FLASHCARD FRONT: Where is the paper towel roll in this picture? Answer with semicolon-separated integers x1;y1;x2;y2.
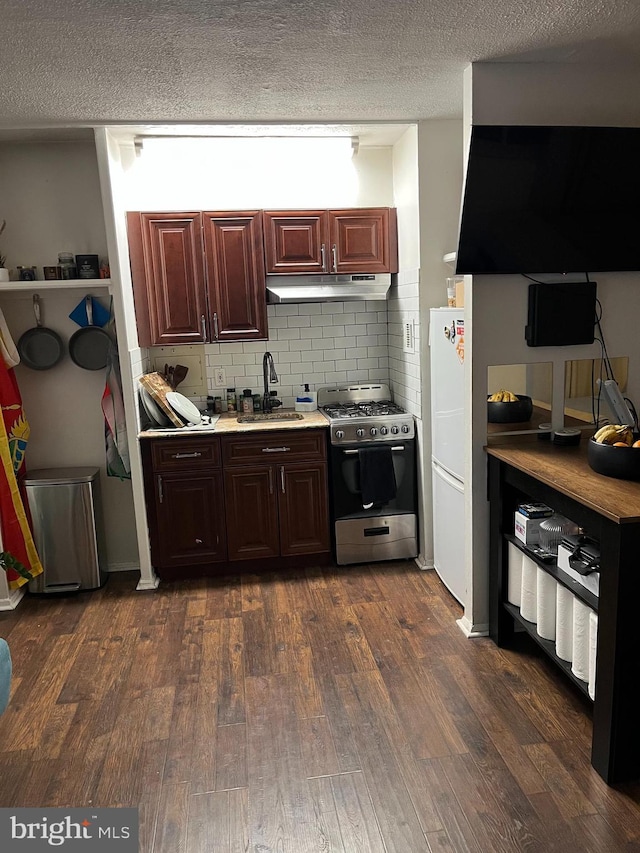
571;598;591;681
555;585;574;662
507;542;523;607
536;568;557;640
588;610;598;700
520;555;538;623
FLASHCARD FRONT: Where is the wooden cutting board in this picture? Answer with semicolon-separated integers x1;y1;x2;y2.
139;372;185;427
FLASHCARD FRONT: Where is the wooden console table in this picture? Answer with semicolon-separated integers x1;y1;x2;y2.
487;439;640;784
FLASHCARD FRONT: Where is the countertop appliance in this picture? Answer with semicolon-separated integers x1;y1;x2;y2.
266;273;391;304
318;383;417;565
430;308;466;606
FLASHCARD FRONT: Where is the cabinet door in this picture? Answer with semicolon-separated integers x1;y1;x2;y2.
203;211;267;342
224;466;279;560
263;211;328;274
154;470;227;568
329;208;398;274
278;462;330;556
127;212;207;346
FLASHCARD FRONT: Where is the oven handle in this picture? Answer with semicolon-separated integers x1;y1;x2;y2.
342;446;405;455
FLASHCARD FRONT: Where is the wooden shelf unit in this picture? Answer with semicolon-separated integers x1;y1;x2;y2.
487;439;640;784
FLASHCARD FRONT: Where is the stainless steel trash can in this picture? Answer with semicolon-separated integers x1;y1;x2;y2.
25;467;107;593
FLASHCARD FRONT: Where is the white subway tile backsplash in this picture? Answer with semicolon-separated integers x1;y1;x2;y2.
275;328;302;340
287;315;312;328
299;303;323;315
345;347;368;359
322;326;346;339
300;327;324;339
211;295;415;410
356;335;379;347
325;349;346;362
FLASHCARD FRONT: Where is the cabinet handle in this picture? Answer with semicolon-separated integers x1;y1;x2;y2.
171;451;202;459
332;244;337;272
269;467;274;495
213;312;219;339
157;475;163;504
195;538;203;545
201;314;207;340
261;446;291;453
320;243;326;272
280;465;285;493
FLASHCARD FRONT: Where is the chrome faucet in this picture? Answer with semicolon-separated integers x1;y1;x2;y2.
262;351;279;412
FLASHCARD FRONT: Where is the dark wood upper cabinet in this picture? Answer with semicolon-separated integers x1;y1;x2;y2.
330;208;397;274
127;210;267;346
264;207;398;275
263;211;327;274
202;211;267;342
127;211;207;347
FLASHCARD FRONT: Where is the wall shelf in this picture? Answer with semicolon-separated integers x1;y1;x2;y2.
0;278;112;293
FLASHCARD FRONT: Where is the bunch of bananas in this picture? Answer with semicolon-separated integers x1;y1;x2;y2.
488;389;518;402
593;424;634;445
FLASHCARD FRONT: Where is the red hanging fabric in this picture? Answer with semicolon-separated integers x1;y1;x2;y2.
0;355;43;589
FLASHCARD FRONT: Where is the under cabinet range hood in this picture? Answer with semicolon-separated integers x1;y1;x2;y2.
266;273;392;304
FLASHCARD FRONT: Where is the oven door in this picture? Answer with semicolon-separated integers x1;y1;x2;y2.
329;439;416;520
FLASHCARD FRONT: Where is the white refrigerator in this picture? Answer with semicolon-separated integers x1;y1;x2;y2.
429;307;466;606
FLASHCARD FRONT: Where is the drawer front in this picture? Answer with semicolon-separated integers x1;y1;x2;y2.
222;429;327;466
150;437;221;471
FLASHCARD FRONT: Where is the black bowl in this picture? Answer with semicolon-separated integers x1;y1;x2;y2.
487;394;533;424
587;435;640;480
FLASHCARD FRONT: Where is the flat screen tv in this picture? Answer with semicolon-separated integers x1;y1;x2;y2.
456;125;640;275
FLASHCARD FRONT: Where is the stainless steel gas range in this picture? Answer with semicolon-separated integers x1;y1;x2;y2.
318;384;418;565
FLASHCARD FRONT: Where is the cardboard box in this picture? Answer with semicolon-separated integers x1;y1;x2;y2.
514;511;546;546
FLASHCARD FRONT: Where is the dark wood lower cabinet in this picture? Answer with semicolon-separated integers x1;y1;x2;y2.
154;470;227;568
224;467;280;560
279;462;330;556
224;460;330;561
141;429;331;578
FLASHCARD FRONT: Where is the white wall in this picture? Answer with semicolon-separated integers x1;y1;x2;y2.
415;121;464;570
464;62;640;635
0;140;139;579
122;137;394;210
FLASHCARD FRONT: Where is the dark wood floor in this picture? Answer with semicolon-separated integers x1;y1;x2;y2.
1;562;639;852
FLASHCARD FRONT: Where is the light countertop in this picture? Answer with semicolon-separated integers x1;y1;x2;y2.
139;409;329;439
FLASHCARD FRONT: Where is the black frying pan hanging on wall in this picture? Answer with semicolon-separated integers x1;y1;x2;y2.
68;295;111;370
17;294;64;370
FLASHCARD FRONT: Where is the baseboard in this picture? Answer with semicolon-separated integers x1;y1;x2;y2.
136;574;160;591
0;585;26;612
107;562;141;573
457;615;489;638
414;555;434;570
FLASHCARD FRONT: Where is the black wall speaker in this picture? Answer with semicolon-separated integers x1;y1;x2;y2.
525;281;597;347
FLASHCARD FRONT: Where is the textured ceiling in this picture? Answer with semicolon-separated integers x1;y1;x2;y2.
3;0;640;129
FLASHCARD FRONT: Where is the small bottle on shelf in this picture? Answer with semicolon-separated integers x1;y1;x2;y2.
242;389;253;413
226;388;237;412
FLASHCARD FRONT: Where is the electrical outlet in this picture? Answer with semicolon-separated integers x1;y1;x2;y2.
214;368;226;387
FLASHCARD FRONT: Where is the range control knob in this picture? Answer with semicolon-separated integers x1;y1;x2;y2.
380;426;388;435
370;427;378;436
391;425;400;435
356;428;365;438
401;424;410;434
335;429;344;439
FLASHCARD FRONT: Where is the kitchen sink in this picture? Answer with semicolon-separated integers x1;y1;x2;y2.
236;412;305;423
